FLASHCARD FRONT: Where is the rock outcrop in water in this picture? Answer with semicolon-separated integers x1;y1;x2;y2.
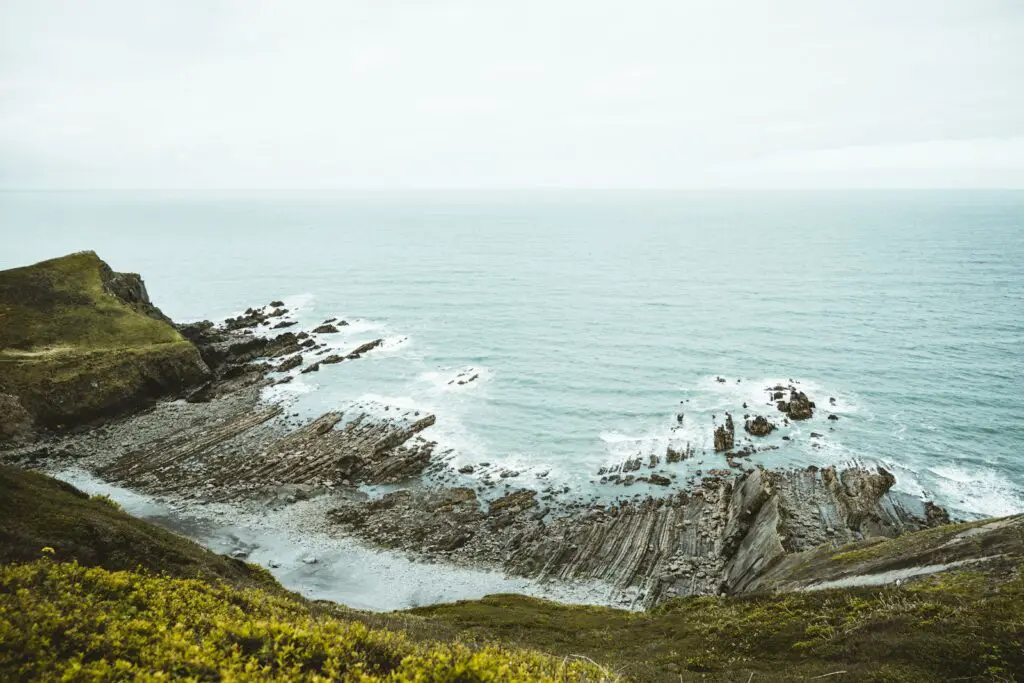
774;386;815;420
744;415;775;436
713;413;735;452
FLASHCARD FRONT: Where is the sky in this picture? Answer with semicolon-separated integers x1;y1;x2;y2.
1;0;1023;189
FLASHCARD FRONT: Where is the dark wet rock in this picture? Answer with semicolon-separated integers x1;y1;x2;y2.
714;414;735;452
312;324;339;334
924;501;951;526
744;415;775;437
320;355;345;365
666;443;692;463
649;474;671;486
458;465;475;474
277;354;303;372
490;489;538;515
346;338;384;359
300;362;321;374
272;320;297;329
715;376;726;383
810;432;823;439
102;405;439;496
828;414;839;421
269;300;285;308
777;388;815;421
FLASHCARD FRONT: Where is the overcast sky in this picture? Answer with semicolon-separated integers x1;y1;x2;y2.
1;0;1023;189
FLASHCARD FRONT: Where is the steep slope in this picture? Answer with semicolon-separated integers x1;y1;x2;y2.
0;251;209;437
0;464;272;588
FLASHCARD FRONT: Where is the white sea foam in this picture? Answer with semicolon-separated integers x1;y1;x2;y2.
418;366;491;393
261;376;317;403
927;465;1024;518
49;467;637;611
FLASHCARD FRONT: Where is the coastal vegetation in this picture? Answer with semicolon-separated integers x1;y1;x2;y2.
0;251;207;433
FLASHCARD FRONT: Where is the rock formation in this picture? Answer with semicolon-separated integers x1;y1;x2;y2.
713;414;735;452
775;387;814;420
744;415;775;436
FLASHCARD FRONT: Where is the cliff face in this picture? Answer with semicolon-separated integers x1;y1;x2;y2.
0;251;210;438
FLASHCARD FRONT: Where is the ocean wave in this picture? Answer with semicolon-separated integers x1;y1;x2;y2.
926;465;1024;518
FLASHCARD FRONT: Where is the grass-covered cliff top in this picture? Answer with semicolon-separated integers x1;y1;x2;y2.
0;252;208;430
2;466;1023;681
0;251;181;352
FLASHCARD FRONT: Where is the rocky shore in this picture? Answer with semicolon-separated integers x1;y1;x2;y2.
0;252;962;610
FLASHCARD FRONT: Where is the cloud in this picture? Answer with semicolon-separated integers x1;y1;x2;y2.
1;0;1022;188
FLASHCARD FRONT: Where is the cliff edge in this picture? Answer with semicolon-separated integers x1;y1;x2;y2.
0;251;209;441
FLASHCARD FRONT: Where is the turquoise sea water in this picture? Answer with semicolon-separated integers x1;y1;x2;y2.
2;190;1022;518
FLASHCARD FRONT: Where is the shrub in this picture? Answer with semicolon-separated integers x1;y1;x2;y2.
0;560;612;681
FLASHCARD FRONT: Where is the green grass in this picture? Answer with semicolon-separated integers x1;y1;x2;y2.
414;570;1024;681
0;251;181;352
0;252;208;428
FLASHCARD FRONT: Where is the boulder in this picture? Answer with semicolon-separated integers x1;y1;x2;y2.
744;415;775;437
312;324;339;334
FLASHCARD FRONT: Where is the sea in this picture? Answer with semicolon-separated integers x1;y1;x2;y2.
2;190;1022;520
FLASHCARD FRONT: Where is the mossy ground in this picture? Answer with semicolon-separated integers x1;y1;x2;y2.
0;465;272;589
0;251;180;351
415;572;1024;681
0;252;207;429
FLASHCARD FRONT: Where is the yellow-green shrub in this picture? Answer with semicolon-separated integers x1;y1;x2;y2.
0;560;611;682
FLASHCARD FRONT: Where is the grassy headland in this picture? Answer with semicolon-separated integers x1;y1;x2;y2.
0;251;208;433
